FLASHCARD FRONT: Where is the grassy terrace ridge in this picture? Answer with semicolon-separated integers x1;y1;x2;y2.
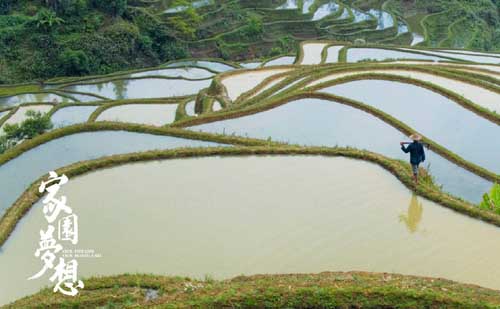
8;271;500;308
2;144;500;251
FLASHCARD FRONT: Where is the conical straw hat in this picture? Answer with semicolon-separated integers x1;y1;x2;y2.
409;133;422;141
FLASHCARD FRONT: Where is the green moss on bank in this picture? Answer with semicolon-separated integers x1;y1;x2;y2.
8;272;500;308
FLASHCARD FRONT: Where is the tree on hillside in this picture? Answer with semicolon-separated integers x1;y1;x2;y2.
33;8;64;31
91;0;127;17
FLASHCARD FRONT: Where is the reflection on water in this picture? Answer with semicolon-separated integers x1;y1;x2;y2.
0;131;221;215
1;156;500;305
302;0;314;13
368;9;394;30
264;56;295;67
63;78;211;100
352;9;372;22
276;0;298;9
189;98;492;202
347;48;443;62
323;80;500;174
312;2;339;21
97;104;178;126
130;67;214;79
164;0;212;13
411;33;425;46
397;21;409;34
240;62;262;69
166;60;235;72
51;106;97;128
0;93;74;107
399;195;423;233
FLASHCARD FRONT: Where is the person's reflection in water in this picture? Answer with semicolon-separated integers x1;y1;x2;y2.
399;194;423;233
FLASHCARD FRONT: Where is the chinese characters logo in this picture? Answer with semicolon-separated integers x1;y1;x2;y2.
28;171;84;296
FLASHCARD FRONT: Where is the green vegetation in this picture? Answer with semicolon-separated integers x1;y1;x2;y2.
480;183;500;214
9;272;500;307
1;0;499;84
0;110;52;154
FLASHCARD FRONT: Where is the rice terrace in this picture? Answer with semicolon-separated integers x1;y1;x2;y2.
0;0;500;307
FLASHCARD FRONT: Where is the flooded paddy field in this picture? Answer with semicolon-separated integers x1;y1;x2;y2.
96;104;178;126
189;98;493;203
51;106;98;128
346;48;444;62
222;69;291;101
0;93;73;107
322;80;500;173
63;78;212;100
1;105;53;130
1;156;500;305
0;131;221;216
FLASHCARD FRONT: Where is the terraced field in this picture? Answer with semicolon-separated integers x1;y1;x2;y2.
123;0;500;61
0;40;499;307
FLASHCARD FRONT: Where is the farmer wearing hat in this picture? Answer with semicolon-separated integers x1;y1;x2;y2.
400;134;426;184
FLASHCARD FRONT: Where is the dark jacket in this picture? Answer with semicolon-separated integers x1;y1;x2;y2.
401;141;425;165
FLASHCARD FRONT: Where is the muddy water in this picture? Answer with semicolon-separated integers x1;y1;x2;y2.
189;98;492;202
0;131;221;215
64;79;211;100
97;104;178;126
2;156;500;305
301;43;328;65
325;46;343;63
347;48;444;62
51;106;97;128
323;80;500;173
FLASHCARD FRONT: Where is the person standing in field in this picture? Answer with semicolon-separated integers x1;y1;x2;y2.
400;134;426;184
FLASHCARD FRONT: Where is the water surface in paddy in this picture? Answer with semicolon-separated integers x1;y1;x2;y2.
368;9;394;30
240;62;262;69
129;67;214;79
63;78;211;100
347;48;443;62
97;104;178;126
51;106;97;128
166;60;235;73
2;156;500;305
302;0;314;13
312;2;339;21
276;0;298;9
352;9;372;22
411;33;424;46
400;48;500;65
164;0;211;13
189;98;492;202
397;21;409;34
0;93;73;107
323;80;500;174
0;131;221;216
264;56;295;67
